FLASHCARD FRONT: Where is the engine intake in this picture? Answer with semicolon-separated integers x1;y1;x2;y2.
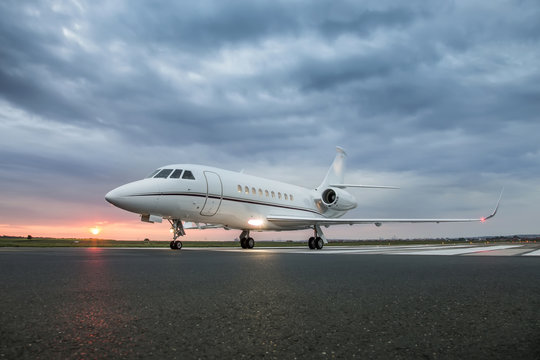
320;188;357;211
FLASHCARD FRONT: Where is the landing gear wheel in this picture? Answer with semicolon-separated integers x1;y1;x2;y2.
169;241;175;249
173;240;182;250
308;237;315;249
315;237;324;250
240;238;247;249
246;237;255;249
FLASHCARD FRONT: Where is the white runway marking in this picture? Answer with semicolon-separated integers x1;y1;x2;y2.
31;244;533;256
393;245;523;256
523;249;540;256
183;244;537;256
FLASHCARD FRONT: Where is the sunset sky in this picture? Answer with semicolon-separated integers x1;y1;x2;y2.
1;0;539;241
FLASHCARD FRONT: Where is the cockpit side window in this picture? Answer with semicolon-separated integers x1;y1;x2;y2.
182;170;195;180
170;169;183;179
146;169;160;178
154;169;173;178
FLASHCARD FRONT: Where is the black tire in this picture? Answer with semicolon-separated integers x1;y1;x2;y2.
240;238;247;249
246;237;255;249
169;241;175;249
315;237;324;250
175;240;182;250
308;237;315;249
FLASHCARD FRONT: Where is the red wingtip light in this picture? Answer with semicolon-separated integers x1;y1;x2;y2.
481;217;486;223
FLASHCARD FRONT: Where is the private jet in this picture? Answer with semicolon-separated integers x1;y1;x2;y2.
105;147;500;250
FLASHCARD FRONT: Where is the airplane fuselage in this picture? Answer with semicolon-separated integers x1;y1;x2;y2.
105;164;350;232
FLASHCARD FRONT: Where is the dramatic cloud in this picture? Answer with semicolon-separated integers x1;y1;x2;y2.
1;0;539;239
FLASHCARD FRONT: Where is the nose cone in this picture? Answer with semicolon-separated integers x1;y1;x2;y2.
105;180;160;215
105;188;119;206
104;183;133;208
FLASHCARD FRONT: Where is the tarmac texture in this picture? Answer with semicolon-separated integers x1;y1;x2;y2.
1;246;539;359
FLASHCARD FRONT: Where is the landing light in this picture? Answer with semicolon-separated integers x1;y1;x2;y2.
248;219;263;226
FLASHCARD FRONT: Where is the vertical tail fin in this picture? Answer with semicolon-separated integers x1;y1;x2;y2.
318;147;346;190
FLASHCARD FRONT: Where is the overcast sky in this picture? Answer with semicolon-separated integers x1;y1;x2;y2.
1;0;539;240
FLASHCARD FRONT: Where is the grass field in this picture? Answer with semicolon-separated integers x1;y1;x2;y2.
0;236;535;248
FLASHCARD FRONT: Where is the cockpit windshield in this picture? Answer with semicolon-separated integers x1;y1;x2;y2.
148;168;196;180
170;169;183;178
154;169;173;178
182;170;195;180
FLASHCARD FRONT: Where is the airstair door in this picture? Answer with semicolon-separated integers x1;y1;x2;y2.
200;171;223;216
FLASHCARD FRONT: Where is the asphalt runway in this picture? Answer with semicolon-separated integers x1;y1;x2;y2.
1;245;539;359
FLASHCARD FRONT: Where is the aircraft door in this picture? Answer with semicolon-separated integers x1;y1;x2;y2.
200;171;223;216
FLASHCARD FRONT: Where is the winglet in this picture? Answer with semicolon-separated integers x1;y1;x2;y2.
483;188;503;221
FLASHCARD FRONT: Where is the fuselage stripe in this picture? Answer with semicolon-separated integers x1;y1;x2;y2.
129;192;322;216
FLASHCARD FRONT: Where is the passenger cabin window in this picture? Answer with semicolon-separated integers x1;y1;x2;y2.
265;190;269;197
146;169;160;178
258;189;263;196
290;194;294;201
237;185;242;193
245;186;249;194
252;187;256;195
182;170;195;180
271;191;275;198
278;192;282;199
170;169;183;178
154;169;173;178
284;194;288;200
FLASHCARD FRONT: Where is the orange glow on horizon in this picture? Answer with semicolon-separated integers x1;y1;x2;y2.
0;221;177;241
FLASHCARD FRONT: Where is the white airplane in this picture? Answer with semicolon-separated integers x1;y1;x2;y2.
105;147;500;250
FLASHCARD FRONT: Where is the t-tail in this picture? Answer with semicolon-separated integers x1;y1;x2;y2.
315;147;399;214
317;146;347;190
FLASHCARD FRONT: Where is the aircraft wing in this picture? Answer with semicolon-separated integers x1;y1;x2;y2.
268;191;501;227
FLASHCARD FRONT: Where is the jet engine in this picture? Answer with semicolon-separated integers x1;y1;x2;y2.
320;187;357;211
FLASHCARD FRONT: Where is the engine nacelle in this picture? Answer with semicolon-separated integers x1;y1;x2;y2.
320;187;357;211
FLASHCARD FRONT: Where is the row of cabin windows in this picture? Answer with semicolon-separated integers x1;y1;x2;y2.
237;185;294;201
147;168;195;180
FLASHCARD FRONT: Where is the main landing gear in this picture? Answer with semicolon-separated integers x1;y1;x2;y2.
308;236;324;250
168;219;185;250
239;230;255;249
308;225;327;250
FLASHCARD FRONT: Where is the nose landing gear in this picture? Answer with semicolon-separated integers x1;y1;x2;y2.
168;219;185;250
169;240;183;250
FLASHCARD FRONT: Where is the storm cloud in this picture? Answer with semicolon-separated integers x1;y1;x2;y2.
1;0;539;239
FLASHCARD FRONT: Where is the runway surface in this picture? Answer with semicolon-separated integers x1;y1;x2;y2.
1;244;539;359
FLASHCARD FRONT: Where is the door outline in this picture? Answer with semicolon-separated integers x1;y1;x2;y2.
200;171;223;216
